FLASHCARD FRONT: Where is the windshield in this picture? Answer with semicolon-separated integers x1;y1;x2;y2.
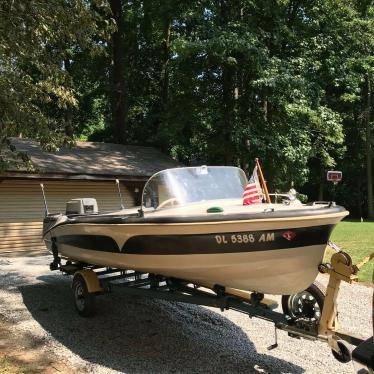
142;166;247;209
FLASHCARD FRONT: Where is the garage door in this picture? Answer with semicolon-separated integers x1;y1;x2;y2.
0;179;136;255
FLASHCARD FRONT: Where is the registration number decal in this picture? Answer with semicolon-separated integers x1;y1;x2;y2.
215;233;275;245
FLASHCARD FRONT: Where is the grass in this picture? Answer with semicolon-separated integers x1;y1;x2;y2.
325;220;374;283
0;357;36;374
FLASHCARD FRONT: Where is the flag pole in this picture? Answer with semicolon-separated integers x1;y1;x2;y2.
255;158;271;204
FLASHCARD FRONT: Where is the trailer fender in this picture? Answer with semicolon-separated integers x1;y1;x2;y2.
73;270;103;294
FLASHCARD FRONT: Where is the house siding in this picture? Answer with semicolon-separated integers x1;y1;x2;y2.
0;179;137;255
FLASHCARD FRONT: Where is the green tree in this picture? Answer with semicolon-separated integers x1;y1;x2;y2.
2;0;374;218
0;0;111;151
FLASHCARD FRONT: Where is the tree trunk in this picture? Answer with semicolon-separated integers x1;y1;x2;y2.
141;0;152;43
220;0;234;165
109;0;127;144
161;19;171;108
365;74;373;218
222;64;234;165
63;58;73;137
263;97;268;122
318;179;324;201
358;173;363;218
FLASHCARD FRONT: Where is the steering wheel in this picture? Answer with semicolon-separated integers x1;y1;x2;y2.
157;197;181;209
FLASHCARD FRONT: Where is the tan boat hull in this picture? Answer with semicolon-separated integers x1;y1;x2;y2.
44;209;347;295
52;243;324;294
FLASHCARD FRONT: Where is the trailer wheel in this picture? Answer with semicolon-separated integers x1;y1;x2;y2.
282;282;325;322
72;274;96;317
331;340;352;363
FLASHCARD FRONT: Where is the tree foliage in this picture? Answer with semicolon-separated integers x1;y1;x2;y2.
1;0;374;216
0;0;112;148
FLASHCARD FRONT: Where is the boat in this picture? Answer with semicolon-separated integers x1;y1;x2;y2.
42;166;348;295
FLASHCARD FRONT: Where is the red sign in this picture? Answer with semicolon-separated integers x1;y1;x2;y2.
327;171;342;182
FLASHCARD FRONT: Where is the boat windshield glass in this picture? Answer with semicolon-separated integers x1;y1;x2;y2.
142;166;247;209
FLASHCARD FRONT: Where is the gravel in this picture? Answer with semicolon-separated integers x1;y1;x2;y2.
0;255;372;374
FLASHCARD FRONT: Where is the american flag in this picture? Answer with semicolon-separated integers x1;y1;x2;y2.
243;167;262;205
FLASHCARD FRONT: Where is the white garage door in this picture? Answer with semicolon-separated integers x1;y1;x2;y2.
0;179;136;255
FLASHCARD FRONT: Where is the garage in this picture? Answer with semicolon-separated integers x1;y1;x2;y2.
0;138;180;255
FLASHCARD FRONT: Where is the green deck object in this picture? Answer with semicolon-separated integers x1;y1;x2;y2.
207;206;224;213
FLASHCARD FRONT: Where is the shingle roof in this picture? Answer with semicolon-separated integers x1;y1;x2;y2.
6;138;181;179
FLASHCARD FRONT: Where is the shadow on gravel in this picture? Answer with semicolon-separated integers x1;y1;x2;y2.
0;271;28;292
19;279;304;374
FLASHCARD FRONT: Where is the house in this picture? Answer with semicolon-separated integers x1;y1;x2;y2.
0;138;181;255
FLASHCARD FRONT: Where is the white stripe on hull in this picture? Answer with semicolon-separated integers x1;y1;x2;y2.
54;243;325;295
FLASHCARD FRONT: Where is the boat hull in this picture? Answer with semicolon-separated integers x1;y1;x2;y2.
44;209;346;294
52;243;325;294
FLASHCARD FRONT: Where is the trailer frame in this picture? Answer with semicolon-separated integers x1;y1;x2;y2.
52;243;373;364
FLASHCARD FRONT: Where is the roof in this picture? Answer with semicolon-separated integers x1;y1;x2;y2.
3;138;181;181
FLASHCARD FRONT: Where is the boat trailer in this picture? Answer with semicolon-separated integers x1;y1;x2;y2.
51;242;373;365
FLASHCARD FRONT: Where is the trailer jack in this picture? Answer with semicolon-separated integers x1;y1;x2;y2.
316;242;374;362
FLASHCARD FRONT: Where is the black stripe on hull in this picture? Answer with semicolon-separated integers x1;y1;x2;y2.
54;225;334;255
123;225;334;254
56;235;119;252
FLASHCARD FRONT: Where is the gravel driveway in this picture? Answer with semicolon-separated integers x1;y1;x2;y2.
0;255;372;374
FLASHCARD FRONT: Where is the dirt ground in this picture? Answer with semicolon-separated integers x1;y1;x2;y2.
0;319;76;374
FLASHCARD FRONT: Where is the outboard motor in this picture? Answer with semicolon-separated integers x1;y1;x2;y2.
66;198;98;216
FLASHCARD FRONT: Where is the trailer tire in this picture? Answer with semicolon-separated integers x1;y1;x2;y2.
282;282;325;322
331;340;352;363
72;274;96;317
